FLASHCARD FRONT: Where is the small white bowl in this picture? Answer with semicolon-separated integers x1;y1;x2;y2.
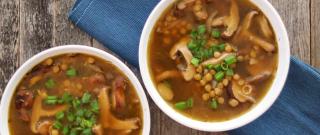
0;45;150;135
139;0;290;132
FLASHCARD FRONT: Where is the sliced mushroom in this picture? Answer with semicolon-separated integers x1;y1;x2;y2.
227;81;256;103
111;76;127;110
236;11;275;52
201;53;235;65
98;87;139;131
258;15;273;39
193;0;208;20
30;90;68;133
206;11;218;32
246;71;272;83
15;90;34;122
157;82;174;101
211;0;240;38
37;121;52;135
170;37;195;81
177;0;196;10
155;70;181;82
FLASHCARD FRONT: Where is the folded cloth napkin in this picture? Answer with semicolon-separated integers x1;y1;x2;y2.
69;0;320;134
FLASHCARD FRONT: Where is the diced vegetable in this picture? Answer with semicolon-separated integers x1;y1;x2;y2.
224;55;237;65
90;100;99;113
81;92;91;104
206;64;214;69
217;44;226;51
175;98;193;110
175;102;188;110
221;63;229;71
81;128;92;135
191;57;200;66
186;98;193;108
215;71;225;81
226;69;234;76
211;29;221;38
72;99;81;109
67;113;75;122
45;78;55;89
55;111;64;120
76;109;85;117
214;64;222;71
197;25;206;34
66;68;77;77
62;126;69;135
187;41;197;50
53;121;63;129
45;96;58;105
62;92;72;103
210;99;218;109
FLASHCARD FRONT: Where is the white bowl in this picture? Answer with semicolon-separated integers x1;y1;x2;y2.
0;45;150;135
139;0;290;132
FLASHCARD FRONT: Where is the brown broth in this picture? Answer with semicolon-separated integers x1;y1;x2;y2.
148;0;278;121
9;54;143;135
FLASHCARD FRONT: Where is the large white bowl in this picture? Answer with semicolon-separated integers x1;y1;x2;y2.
0;45;150;135
139;0;290;132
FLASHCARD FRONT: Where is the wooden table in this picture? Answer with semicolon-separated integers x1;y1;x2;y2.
0;0;319;134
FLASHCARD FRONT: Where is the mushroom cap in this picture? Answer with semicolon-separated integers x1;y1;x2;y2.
235;11;275;52
169;37;196;81
222;0;240;37
227;81;256;103
210;0;240;38
98;87;139;131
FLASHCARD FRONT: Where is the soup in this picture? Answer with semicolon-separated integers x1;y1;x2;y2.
9;54;143;135
149;0;278;121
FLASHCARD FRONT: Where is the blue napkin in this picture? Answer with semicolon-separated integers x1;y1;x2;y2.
69;0;320;134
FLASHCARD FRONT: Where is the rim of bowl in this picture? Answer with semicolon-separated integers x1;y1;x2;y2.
0;45;150;135
139;0;290;132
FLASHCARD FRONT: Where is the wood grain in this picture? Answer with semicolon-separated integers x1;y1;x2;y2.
19;0;54;63
50;0;91;46
0;0;19;100
269;0;311;64
311;0;320;68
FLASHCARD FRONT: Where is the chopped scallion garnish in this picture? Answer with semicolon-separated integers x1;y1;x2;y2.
224;55;237;65
45;78;55;89
215;71;225;81
210;99;218;109
81;92;91;104
211;29;221;38
191;57;200;66
66;68;77;77
197;25;206;34
226;69;234;76
221;63;229;71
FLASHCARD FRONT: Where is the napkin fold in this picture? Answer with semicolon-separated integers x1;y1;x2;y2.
69;0;320;134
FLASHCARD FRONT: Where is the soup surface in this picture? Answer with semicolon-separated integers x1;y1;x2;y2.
9;54;143;135
149;0;278;121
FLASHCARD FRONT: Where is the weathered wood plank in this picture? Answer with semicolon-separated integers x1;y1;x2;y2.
19;0;54;63
311;0;320;69
0;0;19;100
269;0;311;64
50;0;91;46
